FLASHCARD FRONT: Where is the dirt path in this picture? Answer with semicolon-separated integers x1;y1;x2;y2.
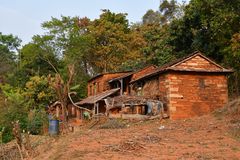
34;115;240;160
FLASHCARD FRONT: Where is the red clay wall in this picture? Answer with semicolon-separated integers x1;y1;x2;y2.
88;73;127;96
158;74;169;104
167;72;228;119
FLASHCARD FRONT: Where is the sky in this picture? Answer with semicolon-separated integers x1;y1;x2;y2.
0;0;182;45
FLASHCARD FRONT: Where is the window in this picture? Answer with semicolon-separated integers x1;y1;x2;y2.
199;78;205;89
93;82;97;95
97;82;100;92
89;85;92;95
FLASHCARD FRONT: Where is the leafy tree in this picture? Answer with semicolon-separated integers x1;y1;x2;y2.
160;0;184;23
0;33;21;81
137;24;175;66
89;10;130;72
21;35;60;75
42;16;94;97
143;0;185;25
10;35;61;88
170;0;240;60
119;25;147;70
142;10;162;24
141;0;185;65
24;75;56;109
224;33;240;96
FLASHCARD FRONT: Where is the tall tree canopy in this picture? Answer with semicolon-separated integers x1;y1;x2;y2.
169;0;240;60
0;33;21;80
89;10;145;72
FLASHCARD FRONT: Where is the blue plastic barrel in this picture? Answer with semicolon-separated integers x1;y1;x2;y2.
49;119;59;135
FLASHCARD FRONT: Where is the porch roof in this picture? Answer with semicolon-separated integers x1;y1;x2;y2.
78;88;120;105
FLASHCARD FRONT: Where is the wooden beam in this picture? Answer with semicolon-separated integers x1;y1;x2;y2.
93;103;96;116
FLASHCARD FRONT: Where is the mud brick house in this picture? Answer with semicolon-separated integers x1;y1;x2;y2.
78;51;232;120
130;51;233;119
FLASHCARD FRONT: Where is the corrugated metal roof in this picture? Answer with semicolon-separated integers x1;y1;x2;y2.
78;88;120;105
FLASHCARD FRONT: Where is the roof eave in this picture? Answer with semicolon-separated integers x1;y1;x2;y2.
130;68;234;84
108;73;133;83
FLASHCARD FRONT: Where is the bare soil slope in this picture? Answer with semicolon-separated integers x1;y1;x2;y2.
34;113;240;160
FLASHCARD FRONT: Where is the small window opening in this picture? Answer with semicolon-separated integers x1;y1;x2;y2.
93;82;97;95
89;85;92;95
199;78;205;89
136;82;144;96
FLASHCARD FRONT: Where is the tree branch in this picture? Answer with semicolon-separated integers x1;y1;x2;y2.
68;92;92;113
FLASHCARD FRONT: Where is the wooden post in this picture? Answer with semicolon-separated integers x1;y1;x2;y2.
120;79;123;95
93;103;96;116
97;103;99;114
129;84;133;96
56;106;59;118
96;102;99;120
72;106;76;117
76;108;80;119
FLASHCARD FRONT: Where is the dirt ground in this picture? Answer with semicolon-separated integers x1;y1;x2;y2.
33;114;240;160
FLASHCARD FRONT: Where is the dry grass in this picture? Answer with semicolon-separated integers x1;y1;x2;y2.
105;139;145;152
0;135;51;160
214;98;240;140
99;119;126;129
0;141;21;160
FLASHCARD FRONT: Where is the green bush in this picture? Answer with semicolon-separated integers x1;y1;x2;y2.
0;98;28;143
0;84;28;143
27;109;48;135
0;77;56;143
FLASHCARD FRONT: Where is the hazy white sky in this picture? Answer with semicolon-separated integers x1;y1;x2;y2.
0;0;185;44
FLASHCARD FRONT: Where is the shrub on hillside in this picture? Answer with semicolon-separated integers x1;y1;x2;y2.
27;109;48;135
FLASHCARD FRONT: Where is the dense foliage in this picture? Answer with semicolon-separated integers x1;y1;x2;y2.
0;0;240;142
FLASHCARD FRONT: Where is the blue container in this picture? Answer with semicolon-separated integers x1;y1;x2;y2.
49;119;59;135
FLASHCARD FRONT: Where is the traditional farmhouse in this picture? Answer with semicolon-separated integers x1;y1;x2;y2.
77;51;232;120
78;66;158;118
